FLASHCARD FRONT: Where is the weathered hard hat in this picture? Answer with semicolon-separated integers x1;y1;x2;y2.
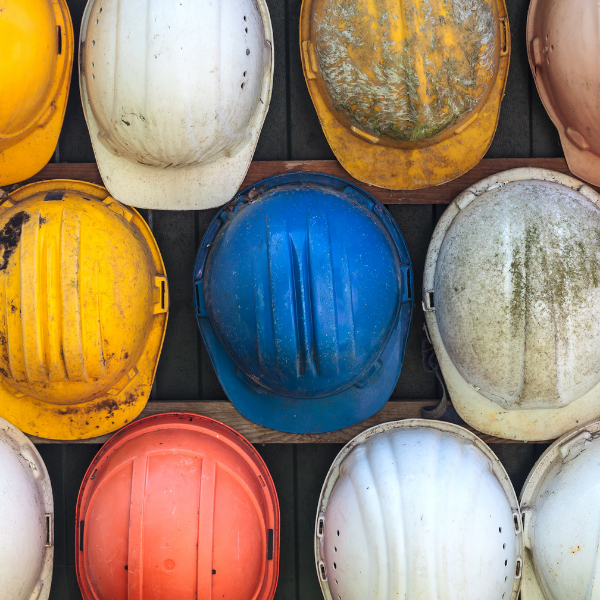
527;0;600;187
300;0;510;190
76;413;279;600
194;172;413;433
520;419;600;600
79;0;273;210
0;0;73;185
424;168;600;441
0;416;53;600
0;180;168;440
315;419;523;600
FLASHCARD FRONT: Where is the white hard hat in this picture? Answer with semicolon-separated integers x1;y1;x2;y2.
520;419;600;600
0;417;53;600
79;0;273;210
424;168;600;441
315;419;523;600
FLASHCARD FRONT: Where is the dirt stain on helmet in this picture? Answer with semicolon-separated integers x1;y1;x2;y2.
0;211;30;271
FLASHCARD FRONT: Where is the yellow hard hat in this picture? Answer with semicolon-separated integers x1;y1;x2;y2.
0;180;168;440
300;0;510;190
0;0;73;186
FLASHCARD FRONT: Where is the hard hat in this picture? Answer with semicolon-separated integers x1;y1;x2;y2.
423;168;600;441
0;0;73;185
0;415;53;600
76;413;280;600
527;0;600;187
315;419;523;600
299;0;510;190
0;180;168;440
193;172;413;433
520;419;600;600
79;0;273;210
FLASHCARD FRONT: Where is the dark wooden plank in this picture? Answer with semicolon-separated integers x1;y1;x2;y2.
30;401;551;445
152;212;201;399
295;444;343;600
531;86;563;158
10;157;588;204
255;446;297;600
486;0;532;158
47;565;70;600
490;443;551;496
196;210;228;400
287;0;335;159
57;0;94;164
388;205;437;399
64;445;103;569
254;0;289;161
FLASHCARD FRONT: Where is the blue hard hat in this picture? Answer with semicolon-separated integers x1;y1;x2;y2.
193;172;413;433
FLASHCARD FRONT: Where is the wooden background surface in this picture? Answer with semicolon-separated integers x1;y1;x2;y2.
28;0;560;597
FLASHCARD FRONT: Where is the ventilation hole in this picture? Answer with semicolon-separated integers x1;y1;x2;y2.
319;563;326;580
334;547;337;553
338;596;341;600
245;27;248;32
243;71;247;76
503;543;506;549
516;560;522;577
79;521;85;552
426;290;435;309
318;518;324;537
505;560;508;566
92;62;94;68
241;83;245;89
246;49;250;55
57;25;62;54
336;531;339;537
335;580;338;585
244;15;247;20
499;527;502;533
505;576;507;581
92;40;95;46
92;74;95;79
95;19;99;24
333;563;337;570
161;280;166;309
45;515;52;547
99;6;102;12
502;595;505;599
551;45;554;51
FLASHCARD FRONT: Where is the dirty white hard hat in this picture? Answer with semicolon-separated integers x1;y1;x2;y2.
79;0;273;210
315;419;523;600
0;417;53;600
520;419;600;600
423;168;600;441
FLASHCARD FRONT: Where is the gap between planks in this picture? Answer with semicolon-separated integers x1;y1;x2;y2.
29;400;549;445
10;158;584;205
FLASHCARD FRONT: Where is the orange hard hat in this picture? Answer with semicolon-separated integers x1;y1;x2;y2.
76;413;279;600
527;0;600;186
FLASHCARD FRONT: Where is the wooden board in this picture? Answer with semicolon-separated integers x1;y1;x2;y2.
8;157;587;205
30;400;550;445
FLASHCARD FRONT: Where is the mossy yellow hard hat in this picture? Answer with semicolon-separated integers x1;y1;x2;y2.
0;180;168;440
0;0;73;186
300;0;510;190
